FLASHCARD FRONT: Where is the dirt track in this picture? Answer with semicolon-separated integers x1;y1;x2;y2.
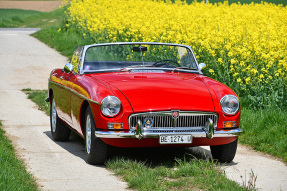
0;0;62;12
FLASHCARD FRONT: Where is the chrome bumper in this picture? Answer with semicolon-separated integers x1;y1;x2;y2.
95;120;242;139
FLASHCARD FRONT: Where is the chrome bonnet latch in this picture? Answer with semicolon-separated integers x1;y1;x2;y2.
135;120;143;140
205;118;214;139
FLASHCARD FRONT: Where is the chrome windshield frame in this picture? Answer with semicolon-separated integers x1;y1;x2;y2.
79;42;200;75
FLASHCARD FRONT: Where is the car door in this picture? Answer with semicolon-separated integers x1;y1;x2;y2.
54;46;83;126
69;46;86;135
53;68;74;125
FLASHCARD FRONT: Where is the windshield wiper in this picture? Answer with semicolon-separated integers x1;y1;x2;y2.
172;67;197;72
118;65;155;72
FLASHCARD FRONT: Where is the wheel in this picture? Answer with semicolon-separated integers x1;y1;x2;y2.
210;138;238;163
85;106;108;165
50;95;71;141
153;59;180;67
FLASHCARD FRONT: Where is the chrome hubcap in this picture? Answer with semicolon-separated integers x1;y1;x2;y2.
51;99;57;132
86;114;92;154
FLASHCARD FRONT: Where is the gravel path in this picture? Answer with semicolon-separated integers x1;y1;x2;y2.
0;28;286;191
0;28;128;191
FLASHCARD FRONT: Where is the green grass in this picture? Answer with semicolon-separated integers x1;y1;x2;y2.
0;8;64;28
239;108;287;163
33;27;92;60
0;121;38;191
0;9;39;27
22;89;50;116
107;155;249;190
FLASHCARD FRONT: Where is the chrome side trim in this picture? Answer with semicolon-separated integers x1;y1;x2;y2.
95;128;242;139
49;80;100;105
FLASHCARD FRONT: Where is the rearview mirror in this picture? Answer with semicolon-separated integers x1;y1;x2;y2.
64;63;74;73
198;63;206;72
133;46;147;52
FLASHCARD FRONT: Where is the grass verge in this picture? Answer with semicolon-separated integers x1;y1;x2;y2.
32;27;91;60
107;155;247;190
240;108;287;163
0;8;64;28
22;88;50;116
0;121;38;190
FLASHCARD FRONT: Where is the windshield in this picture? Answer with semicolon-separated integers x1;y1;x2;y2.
83;44;198;72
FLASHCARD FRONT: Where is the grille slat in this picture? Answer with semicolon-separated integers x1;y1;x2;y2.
129;111;218;131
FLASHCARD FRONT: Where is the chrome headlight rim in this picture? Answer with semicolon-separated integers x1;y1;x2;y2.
100;96;122;117
220;94;240;115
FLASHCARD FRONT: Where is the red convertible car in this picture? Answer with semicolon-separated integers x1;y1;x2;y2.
47;42;241;164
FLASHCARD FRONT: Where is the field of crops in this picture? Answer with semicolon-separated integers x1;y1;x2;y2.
63;0;287;109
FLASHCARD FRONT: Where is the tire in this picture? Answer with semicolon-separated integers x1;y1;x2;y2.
210;138;238;163
50;95;71;141
85;106;108;165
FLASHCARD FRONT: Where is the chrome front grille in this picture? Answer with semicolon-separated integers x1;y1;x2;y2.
129;111;218;132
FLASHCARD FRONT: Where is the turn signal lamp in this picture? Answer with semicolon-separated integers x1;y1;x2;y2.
223;121;236;128
107;123;123;130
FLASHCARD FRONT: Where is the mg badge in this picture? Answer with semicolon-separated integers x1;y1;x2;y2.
144;118;153;127
171;110;179;119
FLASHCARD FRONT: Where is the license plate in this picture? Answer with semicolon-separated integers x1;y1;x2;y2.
159;135;192;144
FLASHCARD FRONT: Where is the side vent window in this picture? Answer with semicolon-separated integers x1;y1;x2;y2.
71;46;83;73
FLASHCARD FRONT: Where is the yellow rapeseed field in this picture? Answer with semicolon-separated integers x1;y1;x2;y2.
64;0;287;108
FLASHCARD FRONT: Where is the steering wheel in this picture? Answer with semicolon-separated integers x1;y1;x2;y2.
153;59;180;67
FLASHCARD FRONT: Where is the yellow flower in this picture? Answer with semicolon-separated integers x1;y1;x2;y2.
218;58;223;64
233;73;239;77
66;0;287;95
246;77;251;84
230;59;237;65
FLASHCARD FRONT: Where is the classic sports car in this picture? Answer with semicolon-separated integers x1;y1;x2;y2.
47;42;241;165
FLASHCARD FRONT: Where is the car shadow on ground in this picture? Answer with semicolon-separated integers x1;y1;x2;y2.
107;146;212;167
44;131;86;161
44;131;236;167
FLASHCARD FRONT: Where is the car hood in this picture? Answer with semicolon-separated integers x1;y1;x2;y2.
93;71;215;113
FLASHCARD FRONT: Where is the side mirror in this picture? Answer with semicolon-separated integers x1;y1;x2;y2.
198;63;206;72
64;63;74;74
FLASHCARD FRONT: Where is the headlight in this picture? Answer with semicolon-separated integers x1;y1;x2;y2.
101;96;121;117
220;95;240;115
